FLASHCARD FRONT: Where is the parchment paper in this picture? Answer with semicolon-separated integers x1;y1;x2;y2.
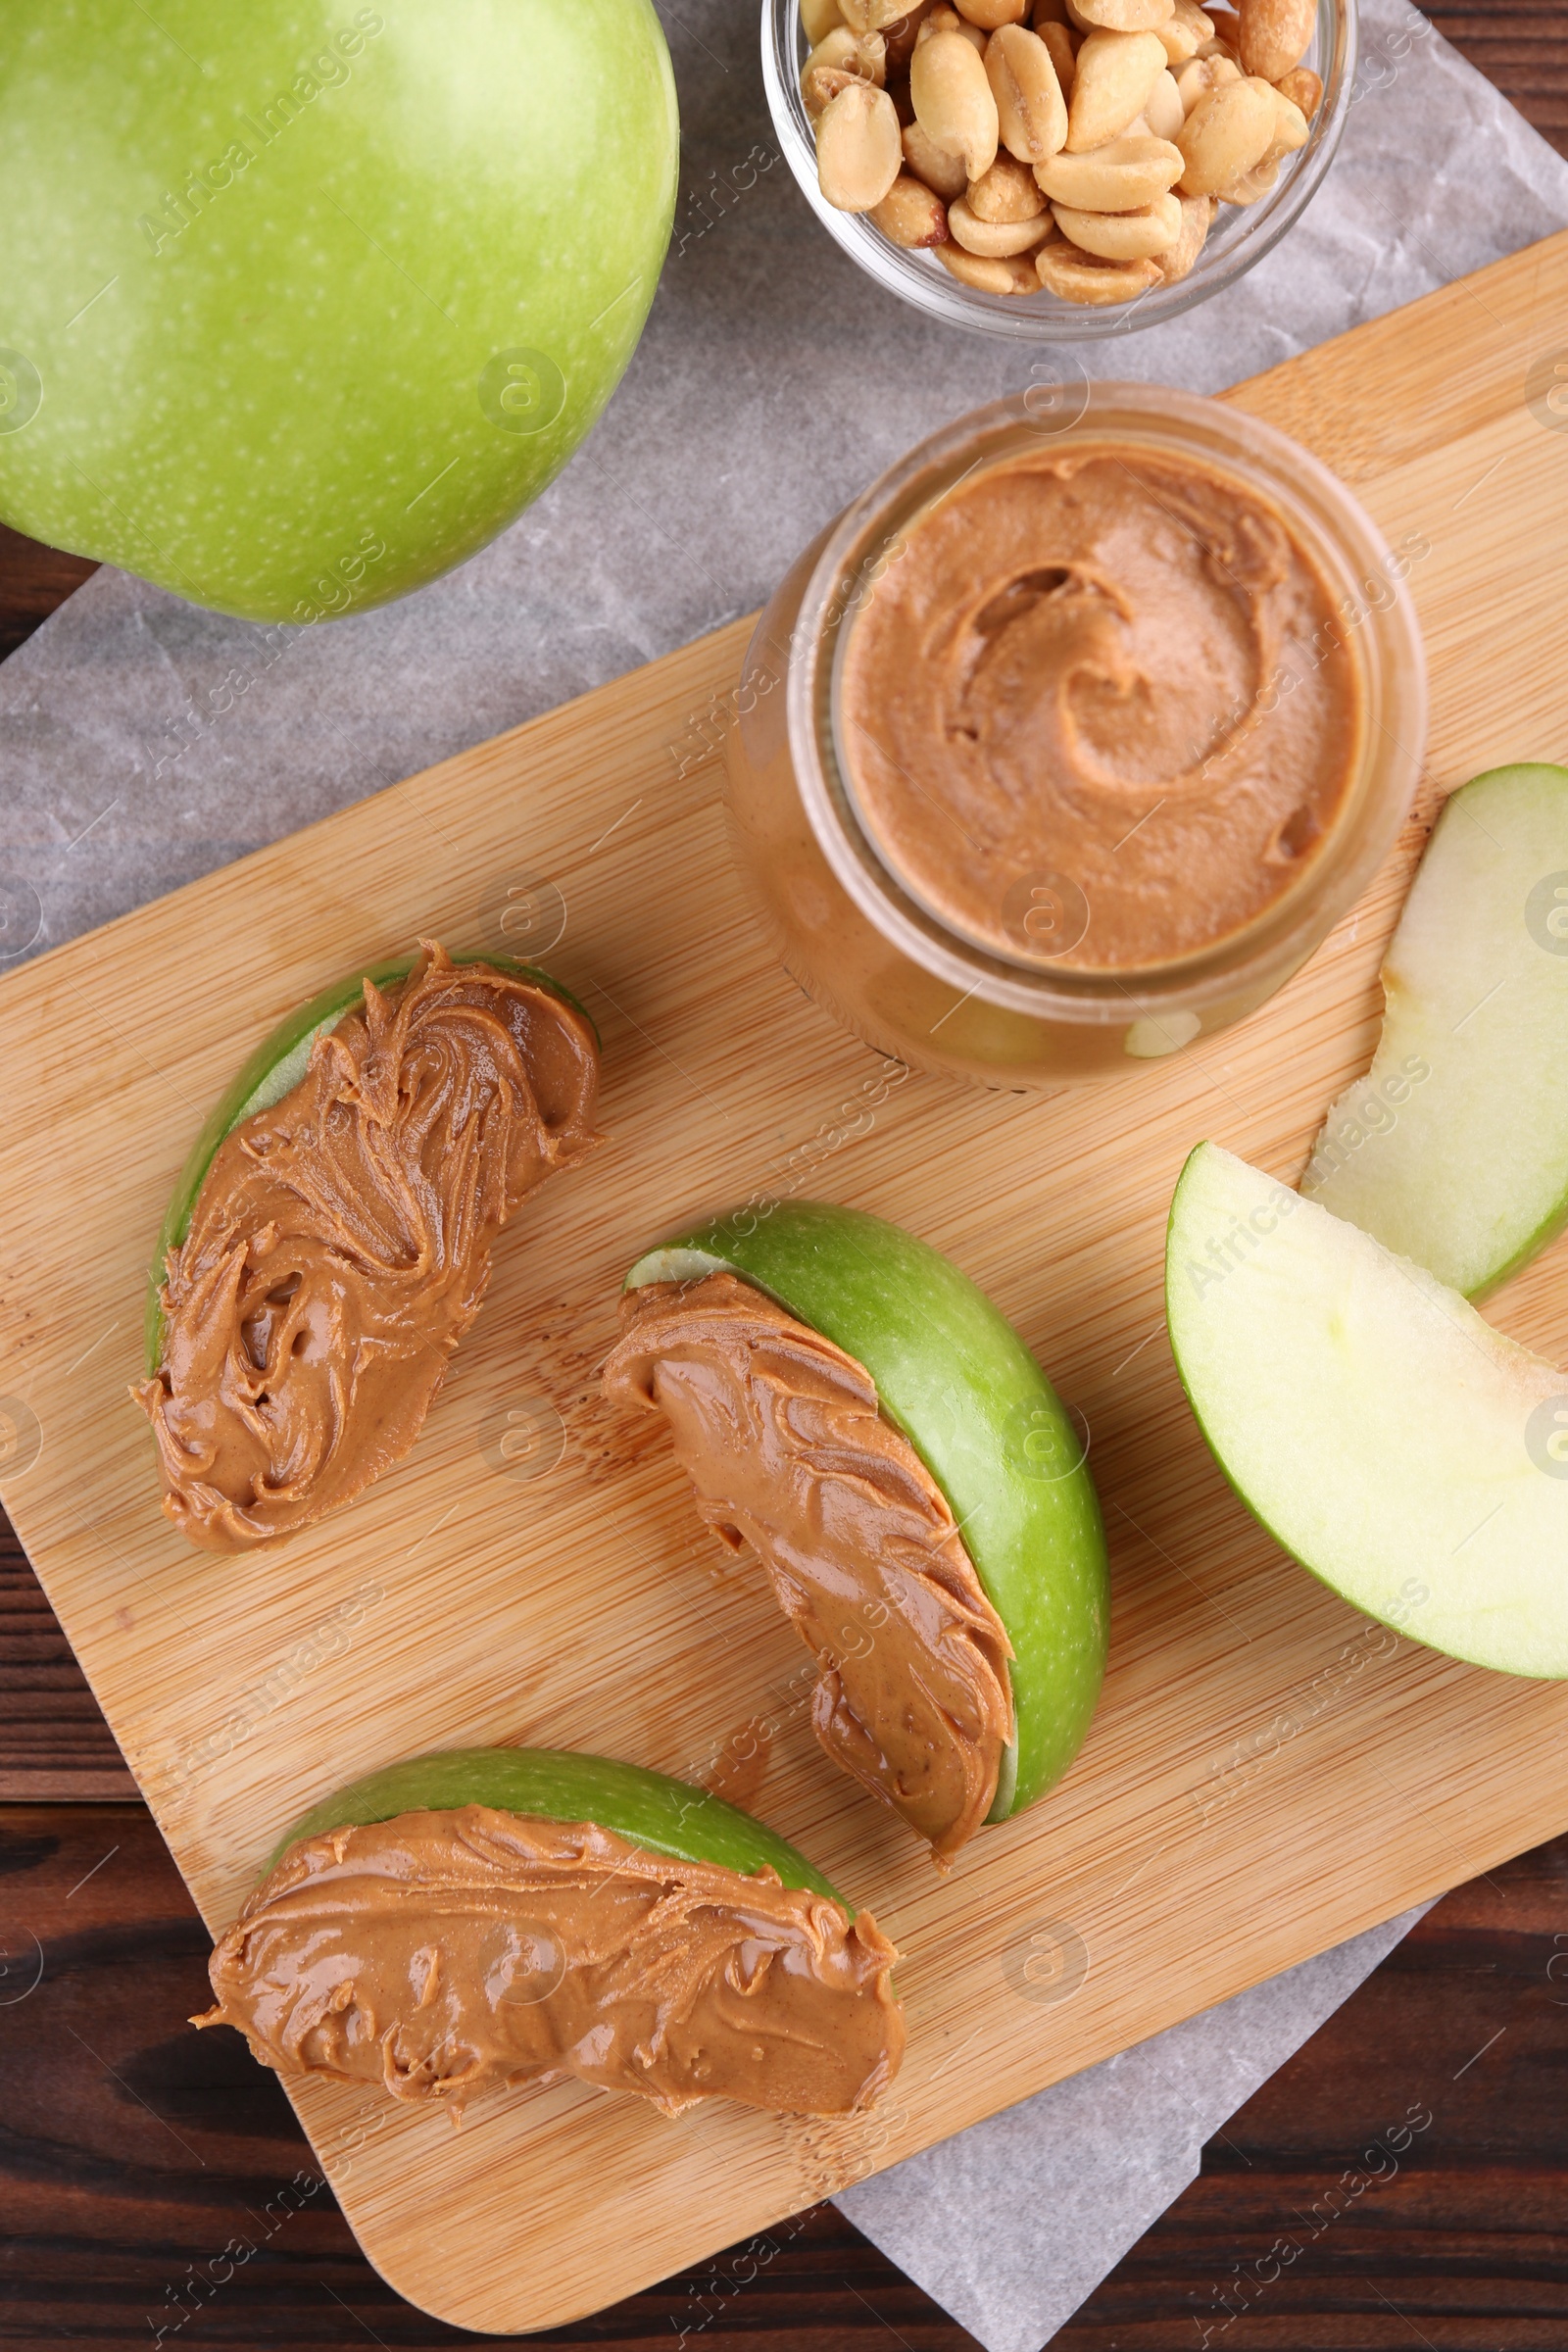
0;1;1561;2343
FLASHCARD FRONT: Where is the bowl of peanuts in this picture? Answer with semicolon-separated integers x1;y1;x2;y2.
763;0;1353;335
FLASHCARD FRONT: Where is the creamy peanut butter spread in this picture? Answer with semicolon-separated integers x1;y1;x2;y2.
602;1275;1013;1859
197;1804;903;2118
135;944;599;1550
840;446;1361;970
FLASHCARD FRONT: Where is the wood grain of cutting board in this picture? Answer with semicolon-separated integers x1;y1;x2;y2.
4;231;1568;2333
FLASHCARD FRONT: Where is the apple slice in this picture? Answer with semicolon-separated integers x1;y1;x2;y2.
623;1201;1109;1821
208;1746;902;2124
1167;1141;1568;1677
144;950;593;1368
1302;763;1568;1298
269;1744;846;1901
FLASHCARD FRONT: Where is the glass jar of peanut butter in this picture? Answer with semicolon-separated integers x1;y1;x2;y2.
722;383;1427;1086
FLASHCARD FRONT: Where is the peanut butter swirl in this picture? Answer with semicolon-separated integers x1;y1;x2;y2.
197;1804;903;2119
135;944;599;1550
602;1275;1014;1859
840;446;1361;970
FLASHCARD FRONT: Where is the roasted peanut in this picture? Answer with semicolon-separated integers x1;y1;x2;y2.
1173;50;1239;107
902;118;971;193
911;26;1001;174
1274;64;1321;114
805;24;861;74
1155;0;1212;59
1236;0;1313;80
1066;26;1168;148
987;22;1068;161
1173;72;1275;192
842;0;923;28
884;2;939;68
1216;153;1277;199
938;238;1048;288
954;0;1030;24
816;79;905;207
1052;188;1180;253
968;150;1048;216
1032;0;1072;22
1152;188;1214;275
950;192;1054;248
1039;18;1078;92
804;0;848;35
1264;82;1308;150
1036;129;1183;205
804;24;886;114
806;64;869;115
919;4;990;49
1067;0;1174;25
1143;65;1184;133
871;171;952;241
1036;240;1160;299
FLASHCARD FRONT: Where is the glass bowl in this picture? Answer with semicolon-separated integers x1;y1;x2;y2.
760;0;1356;340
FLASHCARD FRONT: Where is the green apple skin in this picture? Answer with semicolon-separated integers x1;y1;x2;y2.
1303;764;1568;1300
1167;1141;1568;1678
145;951;594;1371
625;1202;1110;1822
0;1;676;622
268;1746;848;1904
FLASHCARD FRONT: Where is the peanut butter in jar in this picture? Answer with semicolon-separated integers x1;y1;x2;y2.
837;441;1362;972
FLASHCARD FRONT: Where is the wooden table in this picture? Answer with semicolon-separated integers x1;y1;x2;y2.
5;16;1568;2337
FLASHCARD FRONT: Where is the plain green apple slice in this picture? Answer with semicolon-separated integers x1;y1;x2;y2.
1167;1141;1568;1677
625;1201;1109;1820
267;1744;847;1906
145;951;595;1371
1302;763;1568;1299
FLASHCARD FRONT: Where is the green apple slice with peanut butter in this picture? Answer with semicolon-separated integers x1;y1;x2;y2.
1303;762;1568;1298
135;944;600;1550
605;1200;1109;1861
196;1747;904;2119
1167;1141;1568;1677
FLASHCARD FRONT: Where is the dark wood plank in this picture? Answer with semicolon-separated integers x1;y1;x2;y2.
1428;0;1568;147
0;1516;137;1799
2;1800;1566;2349
0;520;95;664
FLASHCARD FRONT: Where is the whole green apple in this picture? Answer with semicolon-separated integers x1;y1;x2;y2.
0;1;677;622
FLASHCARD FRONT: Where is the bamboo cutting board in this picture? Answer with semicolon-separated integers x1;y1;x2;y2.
5;231;1568;2333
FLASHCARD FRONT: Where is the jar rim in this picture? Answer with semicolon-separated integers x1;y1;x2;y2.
781;383;1429;1025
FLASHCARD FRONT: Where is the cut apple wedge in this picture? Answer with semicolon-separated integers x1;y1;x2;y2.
268;1746;847;1902
621;1202;1108;1827
144;949;594;1368
1303;762;1568;1298
1167;1141;1568;1678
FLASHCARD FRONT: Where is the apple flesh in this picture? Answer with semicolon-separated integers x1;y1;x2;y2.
0;1;677;622
145;951;592;1369
625;1200;1109;1819
269;1745;848;1904
1167;1141;1568;1677
1303;764;1568;1298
